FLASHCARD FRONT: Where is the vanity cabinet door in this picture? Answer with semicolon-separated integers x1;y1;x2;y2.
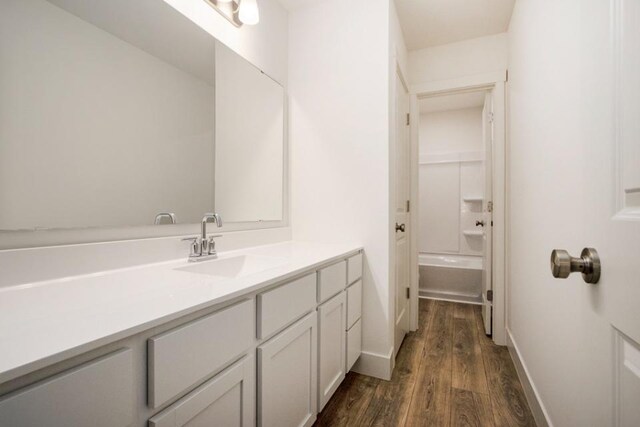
258;312;317;427
317;291;346;411
346;318;362;372
148;355;255;427
346;279;362;330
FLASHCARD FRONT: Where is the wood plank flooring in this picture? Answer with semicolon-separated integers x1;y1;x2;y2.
314;299;536;427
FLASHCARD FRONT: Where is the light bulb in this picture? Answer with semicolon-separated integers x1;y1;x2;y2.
239;0;259;25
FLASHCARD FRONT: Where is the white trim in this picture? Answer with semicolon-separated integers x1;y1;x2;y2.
491;81;507;346
418;295;482;305
411;71;507;97
396;62;409;94
419;151;484;165
351;346;394;381
507;329;553;427
410;94;420;332
411;73;508;346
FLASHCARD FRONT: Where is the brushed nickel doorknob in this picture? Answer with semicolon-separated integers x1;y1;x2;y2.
550;248;600;284
395;223;405;232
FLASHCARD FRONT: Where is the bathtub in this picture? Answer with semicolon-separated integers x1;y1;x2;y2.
418;254;483;304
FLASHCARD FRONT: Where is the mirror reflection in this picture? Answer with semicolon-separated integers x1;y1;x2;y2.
0;0;285;232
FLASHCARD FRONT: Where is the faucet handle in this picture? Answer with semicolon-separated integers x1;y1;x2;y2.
181;237;200;256
206;235;223;255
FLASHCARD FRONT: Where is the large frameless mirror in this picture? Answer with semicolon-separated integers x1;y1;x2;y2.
0;0;285;245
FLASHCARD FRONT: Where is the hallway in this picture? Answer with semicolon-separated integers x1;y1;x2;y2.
315;299;536;426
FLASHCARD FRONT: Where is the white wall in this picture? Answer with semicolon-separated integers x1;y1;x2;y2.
288;0;394;376
419;108;483;154
409;33;508;84
419;108;484;256
164;0;288;85
507;0;616;425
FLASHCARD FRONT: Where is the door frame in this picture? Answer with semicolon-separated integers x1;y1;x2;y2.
410;70;508;345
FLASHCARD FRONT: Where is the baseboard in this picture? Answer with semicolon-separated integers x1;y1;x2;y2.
418;290;483;305
351;347;394;381
506;329;552;427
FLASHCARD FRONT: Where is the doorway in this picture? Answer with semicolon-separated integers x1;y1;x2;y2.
417;89;493;334
410;72;507;344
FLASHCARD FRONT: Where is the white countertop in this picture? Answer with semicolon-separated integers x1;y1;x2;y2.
0;241;361;384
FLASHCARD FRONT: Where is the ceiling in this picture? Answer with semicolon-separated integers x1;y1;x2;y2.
395;0;515;50
419;91;486;113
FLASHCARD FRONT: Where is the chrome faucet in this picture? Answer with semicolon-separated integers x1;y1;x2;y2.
183;213;222;262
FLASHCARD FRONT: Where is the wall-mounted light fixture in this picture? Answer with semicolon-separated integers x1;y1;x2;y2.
203;0;260;27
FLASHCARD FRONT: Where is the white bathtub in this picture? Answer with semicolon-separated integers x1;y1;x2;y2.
418;253;483;304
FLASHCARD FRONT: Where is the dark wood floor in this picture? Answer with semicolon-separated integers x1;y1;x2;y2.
315;299;536;427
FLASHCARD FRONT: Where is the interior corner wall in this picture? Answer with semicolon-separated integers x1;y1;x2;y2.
288;0;393;371
163;0;288;85
408;32;508;85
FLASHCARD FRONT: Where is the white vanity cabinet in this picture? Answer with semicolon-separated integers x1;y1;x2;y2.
258;312;318;427
149;355;255;427
0;247;363;427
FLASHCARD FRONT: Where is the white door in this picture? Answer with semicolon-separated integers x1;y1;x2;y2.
508;1;640;425
258;312;317;427
394;70;411;357
481;92;493;335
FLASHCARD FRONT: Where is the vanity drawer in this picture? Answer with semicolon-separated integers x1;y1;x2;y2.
257;273;316;339
347;253;363;285
0;349;133;427
148;299;254;408
346;280;362;330
346;319;362;372
317;261;347;303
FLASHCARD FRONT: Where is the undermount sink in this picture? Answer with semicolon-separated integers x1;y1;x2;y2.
175;254;288;279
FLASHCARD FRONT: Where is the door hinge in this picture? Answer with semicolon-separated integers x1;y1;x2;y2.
487;290;493;302
406;200;410;212
406;113;410;126
406;287;410;299
487;201;493;212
